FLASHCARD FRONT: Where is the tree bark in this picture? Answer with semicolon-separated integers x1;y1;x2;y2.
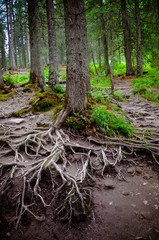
110;1;114;93
78;0;91;91
0;26;6;70
121;0;134;76
6;0;16;69
19;1;26;68
0;55;4;89
92;52;98;75
28;0;45;90
46;0;58;90
98;38;102;69
135;0;143;75
64;0;88;112
99;0;110;76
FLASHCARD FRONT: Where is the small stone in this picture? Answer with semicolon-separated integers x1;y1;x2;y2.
143;200;148;205
104;180;115;190
127;167;135;174
143;174;152;180
136;167;142;174
6;232;11;237
135;236;144;240
122;191;130;196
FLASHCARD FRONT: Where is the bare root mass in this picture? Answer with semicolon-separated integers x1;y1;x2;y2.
0;114;159;228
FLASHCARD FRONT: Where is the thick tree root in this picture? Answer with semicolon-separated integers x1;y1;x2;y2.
0;113;159;227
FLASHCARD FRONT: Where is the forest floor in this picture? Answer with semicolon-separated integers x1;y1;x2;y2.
0;75;159;240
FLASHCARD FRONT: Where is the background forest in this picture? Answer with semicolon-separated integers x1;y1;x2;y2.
0;0;159;75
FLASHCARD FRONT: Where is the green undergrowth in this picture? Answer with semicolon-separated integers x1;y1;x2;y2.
133;88;159;103
132;69;159;103
3;74;29;85
66;95;133;137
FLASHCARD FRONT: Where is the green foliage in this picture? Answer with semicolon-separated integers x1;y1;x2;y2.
91;91;105;103
3;74;29;85
133;88;159;103
113;91;124;101
91;75;111;89
113;63;126;76
132;69;159;103
54;84;65;93
91;105;133;137
132;70;159;89
44;66;49;81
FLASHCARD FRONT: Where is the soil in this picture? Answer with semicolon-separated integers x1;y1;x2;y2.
0;75;159;240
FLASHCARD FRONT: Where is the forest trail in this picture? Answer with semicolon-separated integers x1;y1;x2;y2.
0;78;159;240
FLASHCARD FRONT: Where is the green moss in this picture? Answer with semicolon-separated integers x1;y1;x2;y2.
12;109;25;117
25;84;35;88
0;91;14;101
67;117;85;131
37;122;49;127
32;98;56;112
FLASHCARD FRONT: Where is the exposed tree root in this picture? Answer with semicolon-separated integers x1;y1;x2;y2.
0;109;159;228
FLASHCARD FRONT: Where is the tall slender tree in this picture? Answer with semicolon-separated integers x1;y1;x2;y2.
135;0;143;75
99;0;110;76
6;0;16;69
0;24;6;70
19;0;26;68
0;52;4;89
121;0;134;75
28;0;45;90
46;0;58;90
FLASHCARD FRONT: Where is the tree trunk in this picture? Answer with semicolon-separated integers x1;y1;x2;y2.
79;0;91;91
28;0;45;90
135;0;143;75
6;0;16;69
110;1;114;93
92;52;98;75
13;12;18;68
25;1;30;67
118;45;121;64
64;0;88;112
99;0;110;76
0;55;4;89
19;1;26;68
98;38;102;69
46;0;58;90
0;26;6;70
121;0;134;76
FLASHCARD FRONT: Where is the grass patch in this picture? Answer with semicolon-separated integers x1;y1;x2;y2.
90;105;133;137
113;91;124;101
91;75;111;89
132;69;159;103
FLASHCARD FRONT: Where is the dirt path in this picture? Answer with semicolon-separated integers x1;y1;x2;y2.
0;80;159;240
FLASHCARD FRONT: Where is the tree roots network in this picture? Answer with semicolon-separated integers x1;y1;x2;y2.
0;118;159;228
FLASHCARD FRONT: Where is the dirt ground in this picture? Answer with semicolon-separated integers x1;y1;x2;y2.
0;76;159;240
